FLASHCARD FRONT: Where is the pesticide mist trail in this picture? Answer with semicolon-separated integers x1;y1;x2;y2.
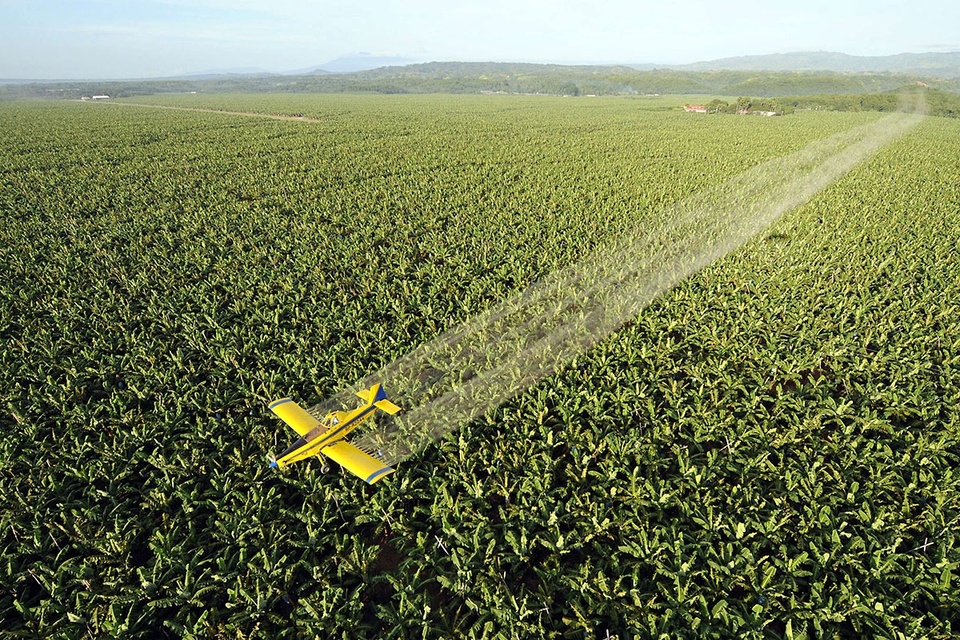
321;111;923;465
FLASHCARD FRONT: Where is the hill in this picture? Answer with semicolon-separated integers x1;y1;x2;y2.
3;55;960;110
670;51;960;77
314;54;419;73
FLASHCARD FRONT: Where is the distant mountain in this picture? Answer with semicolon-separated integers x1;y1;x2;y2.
669;51;960;77
5;53;960;107
315;53;420;74
283;65;331;76
183;67;276;78
292;60;953;98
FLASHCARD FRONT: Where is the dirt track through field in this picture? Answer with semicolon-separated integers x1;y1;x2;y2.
101;100;326;123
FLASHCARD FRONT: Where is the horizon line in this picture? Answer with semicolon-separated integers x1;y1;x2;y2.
4;49;960;84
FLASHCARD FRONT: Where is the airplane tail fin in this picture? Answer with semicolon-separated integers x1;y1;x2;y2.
356;384;401;415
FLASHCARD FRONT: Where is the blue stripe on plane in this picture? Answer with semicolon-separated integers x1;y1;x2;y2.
325;403;377;441
365;466;394;484
268;398;294;410
279;436;308;459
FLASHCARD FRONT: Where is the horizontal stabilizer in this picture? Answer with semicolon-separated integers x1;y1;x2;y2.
268;398;320;437
374;399;401;415
323;441;395;484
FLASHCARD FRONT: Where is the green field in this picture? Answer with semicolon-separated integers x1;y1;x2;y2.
1;95;958;638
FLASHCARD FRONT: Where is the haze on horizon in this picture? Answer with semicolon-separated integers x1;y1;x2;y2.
3;0;959;80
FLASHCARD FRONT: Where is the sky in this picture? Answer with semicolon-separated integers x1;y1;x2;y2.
2;0;958;79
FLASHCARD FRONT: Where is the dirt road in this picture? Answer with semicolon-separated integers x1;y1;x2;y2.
101;100;326;123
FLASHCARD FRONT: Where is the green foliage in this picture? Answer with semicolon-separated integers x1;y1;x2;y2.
1;96;958;638
705;97;794;115
779;87;960;118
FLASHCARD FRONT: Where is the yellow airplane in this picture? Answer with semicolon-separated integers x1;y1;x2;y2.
268;383;400;484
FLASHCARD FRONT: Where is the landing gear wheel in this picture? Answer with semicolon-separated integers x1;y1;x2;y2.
321;463;332;474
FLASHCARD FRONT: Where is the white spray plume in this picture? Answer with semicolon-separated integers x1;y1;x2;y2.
310;109;923;465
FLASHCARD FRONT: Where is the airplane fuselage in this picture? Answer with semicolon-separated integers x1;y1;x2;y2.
268;384;399;482
274;402;376;467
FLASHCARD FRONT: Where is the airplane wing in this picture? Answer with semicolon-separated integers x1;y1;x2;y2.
323;441;395;484
269;398;320;437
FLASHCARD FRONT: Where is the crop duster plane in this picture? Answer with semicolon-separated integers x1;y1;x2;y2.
268;384;400;484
